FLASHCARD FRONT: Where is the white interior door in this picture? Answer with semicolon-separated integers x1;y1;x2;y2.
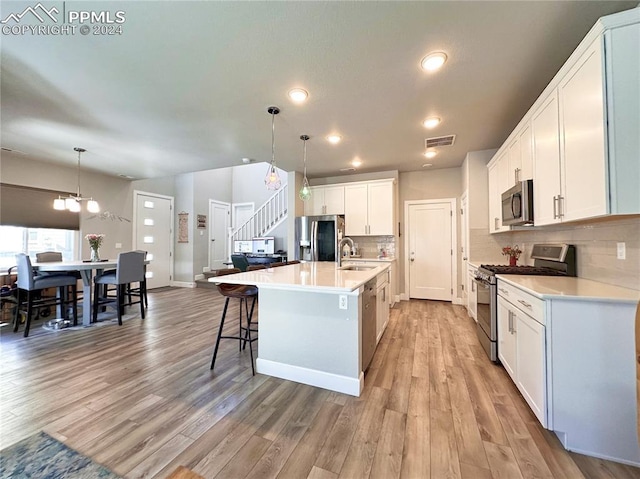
408;201;453;301
210;201;230;270
461;192;468;306
134;192;173;289
232;202;254;231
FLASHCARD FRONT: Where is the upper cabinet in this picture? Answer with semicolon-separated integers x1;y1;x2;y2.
344;179;395;236
488;154;510;233
304;185;345;216
489;9;639;232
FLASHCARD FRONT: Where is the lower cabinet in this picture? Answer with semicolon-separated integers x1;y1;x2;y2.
497;286;547;427
376;277;390;344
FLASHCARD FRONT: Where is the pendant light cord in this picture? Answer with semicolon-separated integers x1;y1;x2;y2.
271;110;276;167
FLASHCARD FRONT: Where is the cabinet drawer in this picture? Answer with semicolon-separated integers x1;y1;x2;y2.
497;281;544;324
376;269;390;289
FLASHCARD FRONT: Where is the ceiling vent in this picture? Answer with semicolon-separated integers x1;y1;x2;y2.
340;167;356;172
425;135;456;149
1;147;27;155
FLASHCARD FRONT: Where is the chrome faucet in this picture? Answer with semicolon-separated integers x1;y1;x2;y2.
338;237;354;267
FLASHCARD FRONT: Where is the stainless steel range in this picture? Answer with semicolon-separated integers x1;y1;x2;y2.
474;244;576;362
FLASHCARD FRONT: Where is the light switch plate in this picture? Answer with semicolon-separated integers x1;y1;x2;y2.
115;243;122;249
617;242;626;260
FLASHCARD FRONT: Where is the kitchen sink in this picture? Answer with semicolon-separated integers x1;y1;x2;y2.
339;265;377;271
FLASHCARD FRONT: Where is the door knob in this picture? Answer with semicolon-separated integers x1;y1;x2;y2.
463;257;468;261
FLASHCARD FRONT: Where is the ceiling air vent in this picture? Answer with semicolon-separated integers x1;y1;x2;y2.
425;135;456;149
340;167;356;172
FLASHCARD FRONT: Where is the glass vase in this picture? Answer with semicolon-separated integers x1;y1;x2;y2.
90;246;100;262
509;256;517;266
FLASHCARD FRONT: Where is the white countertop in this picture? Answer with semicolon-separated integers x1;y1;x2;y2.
209;261;390;294
497;275;640;304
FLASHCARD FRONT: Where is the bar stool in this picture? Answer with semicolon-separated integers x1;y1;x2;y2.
210;268;259;375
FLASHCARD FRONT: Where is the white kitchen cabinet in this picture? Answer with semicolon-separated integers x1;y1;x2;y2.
467;265;478;321
507;123;533;185
488;155;509;233
344;180;394;236
497;281;547;427
376;271;390;344
305;185;345;216
532;91;562;226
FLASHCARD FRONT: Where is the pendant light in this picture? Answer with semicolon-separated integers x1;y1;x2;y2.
264;106;282;190
299;135;311;201
53;147;100;213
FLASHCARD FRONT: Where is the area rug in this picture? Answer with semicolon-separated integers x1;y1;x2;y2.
0;431;121;478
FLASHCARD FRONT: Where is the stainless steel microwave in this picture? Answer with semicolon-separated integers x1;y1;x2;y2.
501;179;533;226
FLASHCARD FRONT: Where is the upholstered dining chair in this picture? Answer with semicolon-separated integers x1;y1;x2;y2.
92;251;145;325
14;254;78;337
36;251;82;301
210;268;258;375
230;254;250;272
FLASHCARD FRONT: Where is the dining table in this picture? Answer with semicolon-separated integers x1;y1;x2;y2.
31;259;147;327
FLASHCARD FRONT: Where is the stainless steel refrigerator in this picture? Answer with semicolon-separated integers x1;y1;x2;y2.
294;215;345;262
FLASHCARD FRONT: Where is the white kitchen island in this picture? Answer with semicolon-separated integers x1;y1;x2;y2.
209;261;390;396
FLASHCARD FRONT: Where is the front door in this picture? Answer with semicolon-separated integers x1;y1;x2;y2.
209;200;230;270
134;192;173;289
408;201;453;301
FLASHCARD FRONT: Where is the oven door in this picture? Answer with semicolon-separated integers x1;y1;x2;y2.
474;277;497;361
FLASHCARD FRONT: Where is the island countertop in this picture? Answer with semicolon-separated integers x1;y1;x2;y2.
209;261;389;294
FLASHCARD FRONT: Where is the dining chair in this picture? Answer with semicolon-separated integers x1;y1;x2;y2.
36;251;82;302
14;254;78;337
210;268;258;375
230;254;250;272
92;251;145;325
125;250;148;308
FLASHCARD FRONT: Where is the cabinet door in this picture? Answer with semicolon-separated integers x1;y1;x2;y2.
344;184;368;235
368;182;394;235
488;162;501;233
389;262;397;307
323;185;345;215
306;187;325;216
508;138;521;186
519;124;533;180
515;310;546;427
532;92;562;226
468;272;477;321
497;297;517;380
559;38;607;222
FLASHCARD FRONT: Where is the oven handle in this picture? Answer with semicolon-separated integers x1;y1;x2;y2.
474;276;491;287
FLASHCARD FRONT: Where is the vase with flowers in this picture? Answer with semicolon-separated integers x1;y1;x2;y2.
86;234;105;262
502;245;522;266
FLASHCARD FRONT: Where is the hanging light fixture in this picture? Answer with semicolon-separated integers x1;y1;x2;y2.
299;135;311;201
264;106;282;190
53;147;100;213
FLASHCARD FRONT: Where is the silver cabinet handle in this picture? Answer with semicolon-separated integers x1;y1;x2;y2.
517;299;532;309
494;217;499;230
508;310;513;333
499;288;508;295
557;195;564;218
553;196;558;219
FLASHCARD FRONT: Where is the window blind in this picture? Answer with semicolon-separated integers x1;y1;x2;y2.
0;183;80;230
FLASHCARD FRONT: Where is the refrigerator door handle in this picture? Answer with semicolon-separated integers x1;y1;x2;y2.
311;221;318;261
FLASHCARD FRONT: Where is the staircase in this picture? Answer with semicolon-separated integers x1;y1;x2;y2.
228;184;288;252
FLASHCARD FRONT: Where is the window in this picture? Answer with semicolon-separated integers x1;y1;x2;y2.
0;226;76;270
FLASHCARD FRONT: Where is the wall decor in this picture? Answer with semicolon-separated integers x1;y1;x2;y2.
197;214;207;229
178;211;189;243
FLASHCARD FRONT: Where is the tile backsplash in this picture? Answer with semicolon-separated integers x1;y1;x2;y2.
471;216;640;291
350;236;396;258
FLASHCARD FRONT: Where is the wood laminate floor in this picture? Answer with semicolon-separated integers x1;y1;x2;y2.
1;288;639;479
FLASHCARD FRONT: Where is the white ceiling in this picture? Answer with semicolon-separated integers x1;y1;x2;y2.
1;1;637;180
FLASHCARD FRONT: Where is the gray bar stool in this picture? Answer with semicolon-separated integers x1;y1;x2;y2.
210;268;258;375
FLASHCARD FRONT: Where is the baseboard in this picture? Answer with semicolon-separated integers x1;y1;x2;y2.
194;274;205;281
170;281;196;288
256;358;364;397
400;293;409;301
203;267;211;273
452;296;463;305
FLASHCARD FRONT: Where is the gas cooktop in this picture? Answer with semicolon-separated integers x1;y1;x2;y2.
479;265;568;276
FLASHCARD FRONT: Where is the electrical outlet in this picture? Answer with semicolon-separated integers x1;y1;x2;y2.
115;243;122;249
617;242;626;260
339;295;348;310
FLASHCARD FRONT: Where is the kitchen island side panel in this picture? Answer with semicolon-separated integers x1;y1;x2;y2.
257;289;361;379
550;299;639;465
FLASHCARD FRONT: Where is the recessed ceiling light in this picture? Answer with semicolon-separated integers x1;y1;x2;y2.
420;51;447;72
351;158;362;167
327;134;342;144
424;150;437;159
288;88;309;103
422;163;433;168
422;117;441;129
